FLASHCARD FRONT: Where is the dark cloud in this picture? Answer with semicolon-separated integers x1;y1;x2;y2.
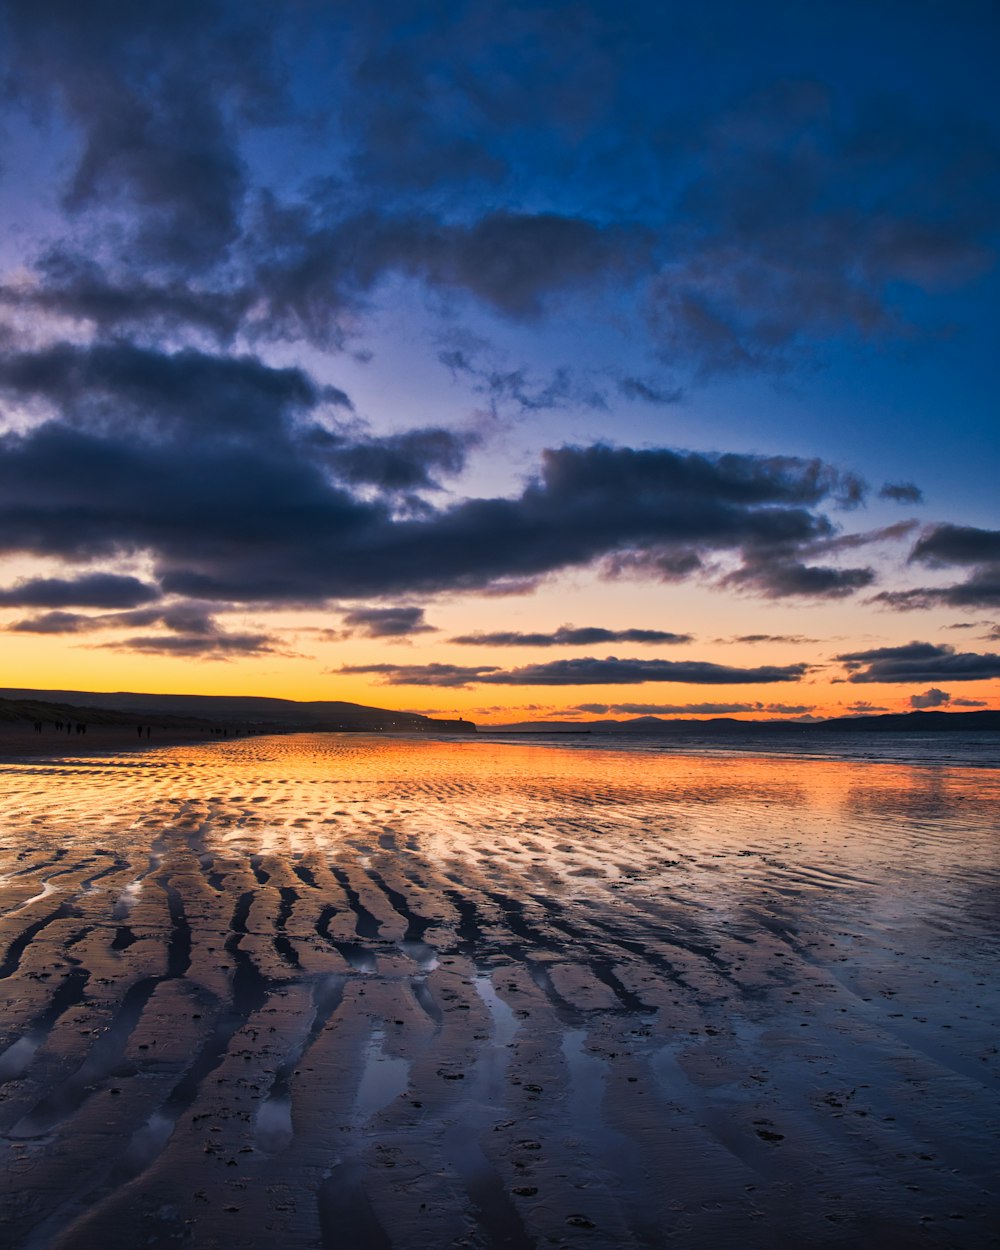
724;559;875;599
449;626;692;647
0;251;250;346
953;698;989;707
7;610;97;634
339;656;807;687
845;701;889;714
336;663;499;689
0;0;991;390
726;634;818;644
911;524;1000;566
311;427;476;492
0;341;878;603
808;520;918;554
837;641;1000;683
647;81;999;373
720;520;916;600
873;575;1000;611
341;606;435;638
616;377;684;405
874;524;1000;609
879;481;924;505
0;0;284;269
100;631;282;659
0;572;161;608
4;604;253;645
909;687;950;708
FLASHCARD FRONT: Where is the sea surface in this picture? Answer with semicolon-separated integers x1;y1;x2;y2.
0;733;997;1249
477;727;1000;769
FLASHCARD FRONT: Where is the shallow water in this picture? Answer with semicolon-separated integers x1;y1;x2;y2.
0;733;997;1248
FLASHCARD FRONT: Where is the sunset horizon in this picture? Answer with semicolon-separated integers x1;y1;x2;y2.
0;4;996;726
1;3;997;1248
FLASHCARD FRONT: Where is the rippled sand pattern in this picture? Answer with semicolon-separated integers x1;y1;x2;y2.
1;734;998;1249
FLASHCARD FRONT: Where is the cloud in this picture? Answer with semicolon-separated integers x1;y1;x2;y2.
437;343;609;419
844;701;889;714
874;575;1000;611
808;520;918;554
449;625;692;647
0;0;284;270
99;631;283;659
339;655;808;687
646;81;999;374
252;207;650;347
616;377;684;405
910;524;1000;566
311;427;476;492
879;482;923;505
723;559;875;599
0;572;161;608
837;641;1000;683
725;634;819;644
0;341;882;604
719;521;916;600
335;663;499;688
4;601;285;664
8;610;98;634
909;687;950;708
872;524;1000;609
0;2;992;385
341;606;436;638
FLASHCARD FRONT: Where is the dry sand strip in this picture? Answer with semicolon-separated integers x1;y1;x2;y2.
0;733;998;1249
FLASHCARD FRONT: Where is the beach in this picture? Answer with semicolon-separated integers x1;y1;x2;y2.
0;733;997;1249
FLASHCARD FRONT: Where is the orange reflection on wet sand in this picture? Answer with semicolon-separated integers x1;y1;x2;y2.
0;733;997;1249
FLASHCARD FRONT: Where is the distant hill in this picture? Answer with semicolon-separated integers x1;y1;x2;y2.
0;687;476;734
487;710;1000;734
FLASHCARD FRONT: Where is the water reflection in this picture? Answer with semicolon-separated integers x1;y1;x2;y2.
0;733;997;1249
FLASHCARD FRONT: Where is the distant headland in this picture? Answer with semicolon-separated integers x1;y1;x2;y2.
0;687;476;745
486;709;1000;734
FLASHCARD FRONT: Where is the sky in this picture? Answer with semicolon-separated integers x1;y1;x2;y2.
0;0;998;724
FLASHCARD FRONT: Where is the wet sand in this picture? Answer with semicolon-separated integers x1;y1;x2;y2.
0;733;997;1249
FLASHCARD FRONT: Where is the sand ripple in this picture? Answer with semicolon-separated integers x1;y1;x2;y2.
0;734;998;1248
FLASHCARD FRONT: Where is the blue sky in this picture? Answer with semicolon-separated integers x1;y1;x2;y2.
0;0;996;719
